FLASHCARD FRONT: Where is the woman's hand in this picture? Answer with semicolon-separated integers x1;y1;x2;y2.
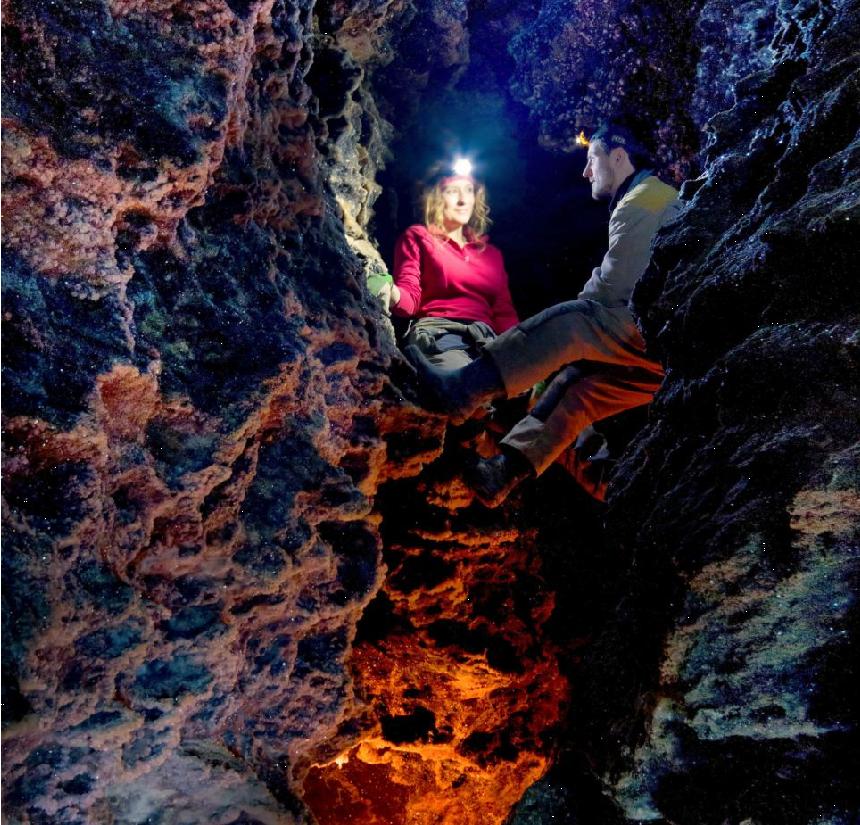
375;281;401;314
367;272;400;315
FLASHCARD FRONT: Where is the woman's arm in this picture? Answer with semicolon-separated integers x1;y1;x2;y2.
490;255;519;333
392;228;423;316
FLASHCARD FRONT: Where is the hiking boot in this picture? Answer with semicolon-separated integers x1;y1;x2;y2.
464;452;532;508
404;345;503;424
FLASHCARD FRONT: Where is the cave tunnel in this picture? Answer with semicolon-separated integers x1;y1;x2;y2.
2;0;859;824
369;11;615;321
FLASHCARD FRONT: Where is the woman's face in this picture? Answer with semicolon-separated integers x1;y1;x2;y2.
440;178;476;229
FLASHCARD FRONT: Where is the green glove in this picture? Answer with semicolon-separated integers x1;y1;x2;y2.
530;379;548;399
366;271;393;295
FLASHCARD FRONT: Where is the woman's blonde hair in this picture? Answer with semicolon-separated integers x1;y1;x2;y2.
422;180;492;246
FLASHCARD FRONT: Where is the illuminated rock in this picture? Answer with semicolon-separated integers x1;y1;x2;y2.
3;0;857;823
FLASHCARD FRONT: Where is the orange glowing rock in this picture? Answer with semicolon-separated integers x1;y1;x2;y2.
303;515;569;824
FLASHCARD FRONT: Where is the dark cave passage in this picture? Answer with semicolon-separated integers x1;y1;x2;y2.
372;89;607;320
302;7;599;819
301;6;698;821
369;17;612;320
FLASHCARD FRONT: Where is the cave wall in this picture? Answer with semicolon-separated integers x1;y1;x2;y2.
504;0;860;822
303;467;569;823
1;0;421;820
606;0;860;817
2;0;859;823
2;0;568;822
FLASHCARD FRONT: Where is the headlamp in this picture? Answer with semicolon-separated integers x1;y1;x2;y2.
452;157;473;177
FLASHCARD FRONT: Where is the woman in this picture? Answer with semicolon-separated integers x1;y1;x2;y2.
378;162;518;368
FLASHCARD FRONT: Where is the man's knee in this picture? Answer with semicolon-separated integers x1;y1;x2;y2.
518;299;597;335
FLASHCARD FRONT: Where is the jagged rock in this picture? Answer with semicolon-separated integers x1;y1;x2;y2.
3;0;858;823
591;0;860;821
1;0;418;821
301;438;568;824
508;0;703;179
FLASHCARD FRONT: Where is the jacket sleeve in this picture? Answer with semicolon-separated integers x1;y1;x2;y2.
597;196;682;299
491;259;519;333
596;203;662;298
392;228;422;316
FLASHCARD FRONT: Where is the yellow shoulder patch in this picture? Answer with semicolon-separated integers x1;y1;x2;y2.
620;177;679;214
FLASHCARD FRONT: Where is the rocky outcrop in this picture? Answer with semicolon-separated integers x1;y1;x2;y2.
508;0;703;179
3;0;858;823
2;1;567;822
302;431;569;824
1;0;418;820
558;0;860;822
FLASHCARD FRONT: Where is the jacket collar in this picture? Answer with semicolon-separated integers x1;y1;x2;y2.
609;168;653;214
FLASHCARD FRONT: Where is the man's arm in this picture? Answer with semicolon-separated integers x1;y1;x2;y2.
596;202;665;299
581;183;681;305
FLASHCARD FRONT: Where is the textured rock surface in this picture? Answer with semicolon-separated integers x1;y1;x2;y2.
302;436;568;824
1;0;424;820
558;0;860;822
2;0;568;822
3;0;859;823
508;0;703;179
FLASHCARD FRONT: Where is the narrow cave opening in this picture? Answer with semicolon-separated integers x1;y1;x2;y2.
301;5;678;823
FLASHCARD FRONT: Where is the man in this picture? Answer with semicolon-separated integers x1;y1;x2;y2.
406;124;682;505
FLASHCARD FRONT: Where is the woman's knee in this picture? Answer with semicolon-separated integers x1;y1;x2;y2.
428;348;474;369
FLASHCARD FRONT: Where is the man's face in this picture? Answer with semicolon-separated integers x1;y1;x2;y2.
583;142;618;200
